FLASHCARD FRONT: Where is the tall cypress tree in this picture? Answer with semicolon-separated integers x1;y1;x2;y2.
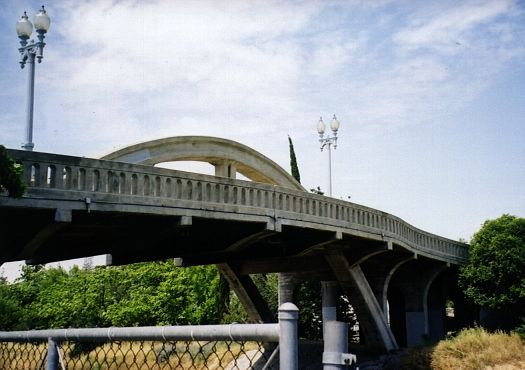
288;135;301;183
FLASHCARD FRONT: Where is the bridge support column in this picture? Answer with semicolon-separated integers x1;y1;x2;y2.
326;253;398;352
217;263;275;323
278;273;299;305
322;281;339;326
427;277;447;341
214;160;237;179
391;262;447;346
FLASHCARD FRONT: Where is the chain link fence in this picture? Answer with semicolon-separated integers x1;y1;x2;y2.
0;339;279;369
0;304;301;370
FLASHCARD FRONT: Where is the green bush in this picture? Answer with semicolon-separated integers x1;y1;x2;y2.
0;145;26;198
459;215;525;322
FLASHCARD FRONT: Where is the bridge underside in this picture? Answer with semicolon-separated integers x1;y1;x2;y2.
0;204;472;352
1;205;392;271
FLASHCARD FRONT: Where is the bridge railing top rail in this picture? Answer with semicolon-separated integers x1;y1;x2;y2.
6;149;469;263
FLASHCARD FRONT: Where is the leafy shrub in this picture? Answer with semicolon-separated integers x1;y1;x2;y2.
0;145;26;198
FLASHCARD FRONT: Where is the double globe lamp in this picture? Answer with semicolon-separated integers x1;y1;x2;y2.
16;5;51;151
317;115;340;197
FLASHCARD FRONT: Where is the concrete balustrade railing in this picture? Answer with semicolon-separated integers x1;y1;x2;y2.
6;149;468;264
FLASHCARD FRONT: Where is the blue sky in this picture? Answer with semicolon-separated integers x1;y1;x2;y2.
1;1;525;278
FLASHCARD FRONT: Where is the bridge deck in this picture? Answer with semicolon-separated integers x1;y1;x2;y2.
0;149;468;269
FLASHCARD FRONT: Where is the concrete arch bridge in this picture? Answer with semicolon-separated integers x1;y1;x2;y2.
0;136;471;353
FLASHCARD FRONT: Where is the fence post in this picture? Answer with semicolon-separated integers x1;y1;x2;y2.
47;337;59;370
279;302;298;370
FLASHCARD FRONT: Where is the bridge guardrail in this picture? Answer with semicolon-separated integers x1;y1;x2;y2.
5;149;469;264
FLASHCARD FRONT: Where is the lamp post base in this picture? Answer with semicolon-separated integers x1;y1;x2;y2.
21;142;34;151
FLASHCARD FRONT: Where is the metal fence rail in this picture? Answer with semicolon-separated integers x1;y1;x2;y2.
0;303;298;370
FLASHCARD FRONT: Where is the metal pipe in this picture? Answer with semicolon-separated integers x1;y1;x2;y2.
260;344;279;370
22;53;35;151
328;142;332;196
0;323;280;343
46;337;59;370
279;303;299;370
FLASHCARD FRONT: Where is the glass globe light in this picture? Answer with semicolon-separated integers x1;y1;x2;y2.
317;117;326;135
330;115;340;132
16;12;33;39
34;6;51;33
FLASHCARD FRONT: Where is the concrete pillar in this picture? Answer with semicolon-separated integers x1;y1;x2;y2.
387;287;407;347
278;273;299;305
325;254;398;352
217;264;275;323
214;160;237;179
389;262;447;346
321;281;338;329
427;281;446;341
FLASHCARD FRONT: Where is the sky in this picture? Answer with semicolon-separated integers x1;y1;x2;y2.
1;0;524;279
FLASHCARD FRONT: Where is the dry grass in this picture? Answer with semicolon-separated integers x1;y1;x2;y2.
0;340;265;370
431;328;525;370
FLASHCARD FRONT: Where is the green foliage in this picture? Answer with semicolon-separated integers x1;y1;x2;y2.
0;145;26;198
288;136;301;183
251;273;279;316
221;293;249;323
0;282;23;330
296;280;322;339
459;215;525;314
0;262;222;330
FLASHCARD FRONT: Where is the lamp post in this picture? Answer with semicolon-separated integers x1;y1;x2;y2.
317;115;340;197
16;5;51;151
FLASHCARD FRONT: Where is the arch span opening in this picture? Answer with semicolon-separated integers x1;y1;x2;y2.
101;136;304;191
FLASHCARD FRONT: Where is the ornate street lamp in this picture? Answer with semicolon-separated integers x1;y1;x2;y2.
16;5;51;151
317;114;340;197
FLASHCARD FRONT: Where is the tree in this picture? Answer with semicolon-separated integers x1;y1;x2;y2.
459;215;525;318
0;261;223;330
0;145;26;198
288;136;301;183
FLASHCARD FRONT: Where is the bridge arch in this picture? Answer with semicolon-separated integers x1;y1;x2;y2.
101;136;304;191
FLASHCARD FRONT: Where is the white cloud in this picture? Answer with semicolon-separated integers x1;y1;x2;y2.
1;0;525;248
2;0;523;158
393;0;516;52
308;31;360;77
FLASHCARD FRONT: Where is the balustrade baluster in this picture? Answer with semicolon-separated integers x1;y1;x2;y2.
130;174;138;195
154;177;161;196
165;178;172;198
118;173;127;194
22;162;32;185
77;168;86;191
196;182;203;201
62;166;72;190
